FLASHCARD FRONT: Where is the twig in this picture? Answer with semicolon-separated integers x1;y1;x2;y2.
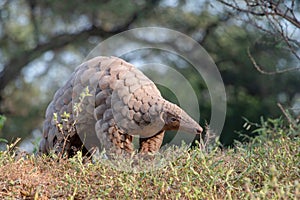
247;47;300;75
277;103;296;129
60;134;71;159
219;0;300;73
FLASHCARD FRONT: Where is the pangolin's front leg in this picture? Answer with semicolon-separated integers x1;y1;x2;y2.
139;130;165;153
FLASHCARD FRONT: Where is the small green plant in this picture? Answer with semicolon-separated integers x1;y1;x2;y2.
0;115;22;155
242;107;300;146
51;86;93;159
242;117;285;143
0;115;8;144
0;115;6;130
73;86;93;116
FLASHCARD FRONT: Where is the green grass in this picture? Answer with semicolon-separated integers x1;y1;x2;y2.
0;119;299;199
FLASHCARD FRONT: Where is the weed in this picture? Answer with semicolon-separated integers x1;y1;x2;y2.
0;118;299;199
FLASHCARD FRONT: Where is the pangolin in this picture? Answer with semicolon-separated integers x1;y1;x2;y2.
39;56;203;157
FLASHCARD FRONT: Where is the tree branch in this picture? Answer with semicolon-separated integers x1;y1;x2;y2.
0;0;164;95
218;0;300;29
218;0;300;74
247;47;300;75
26;0;40;44
0;13;137;93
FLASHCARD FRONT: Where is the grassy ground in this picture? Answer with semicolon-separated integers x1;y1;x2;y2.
0;119;299;199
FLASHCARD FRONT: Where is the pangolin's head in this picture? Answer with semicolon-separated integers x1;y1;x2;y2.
161;101;203;134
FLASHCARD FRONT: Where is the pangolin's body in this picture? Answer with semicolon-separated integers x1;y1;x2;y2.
39;56;203;157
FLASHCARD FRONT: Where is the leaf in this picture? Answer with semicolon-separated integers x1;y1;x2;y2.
0;115;6;130
0;138;8;143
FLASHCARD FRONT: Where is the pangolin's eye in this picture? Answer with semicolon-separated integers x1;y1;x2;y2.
171;117;177;122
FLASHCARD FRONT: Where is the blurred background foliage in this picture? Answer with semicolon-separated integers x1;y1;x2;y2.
0;0;299;150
